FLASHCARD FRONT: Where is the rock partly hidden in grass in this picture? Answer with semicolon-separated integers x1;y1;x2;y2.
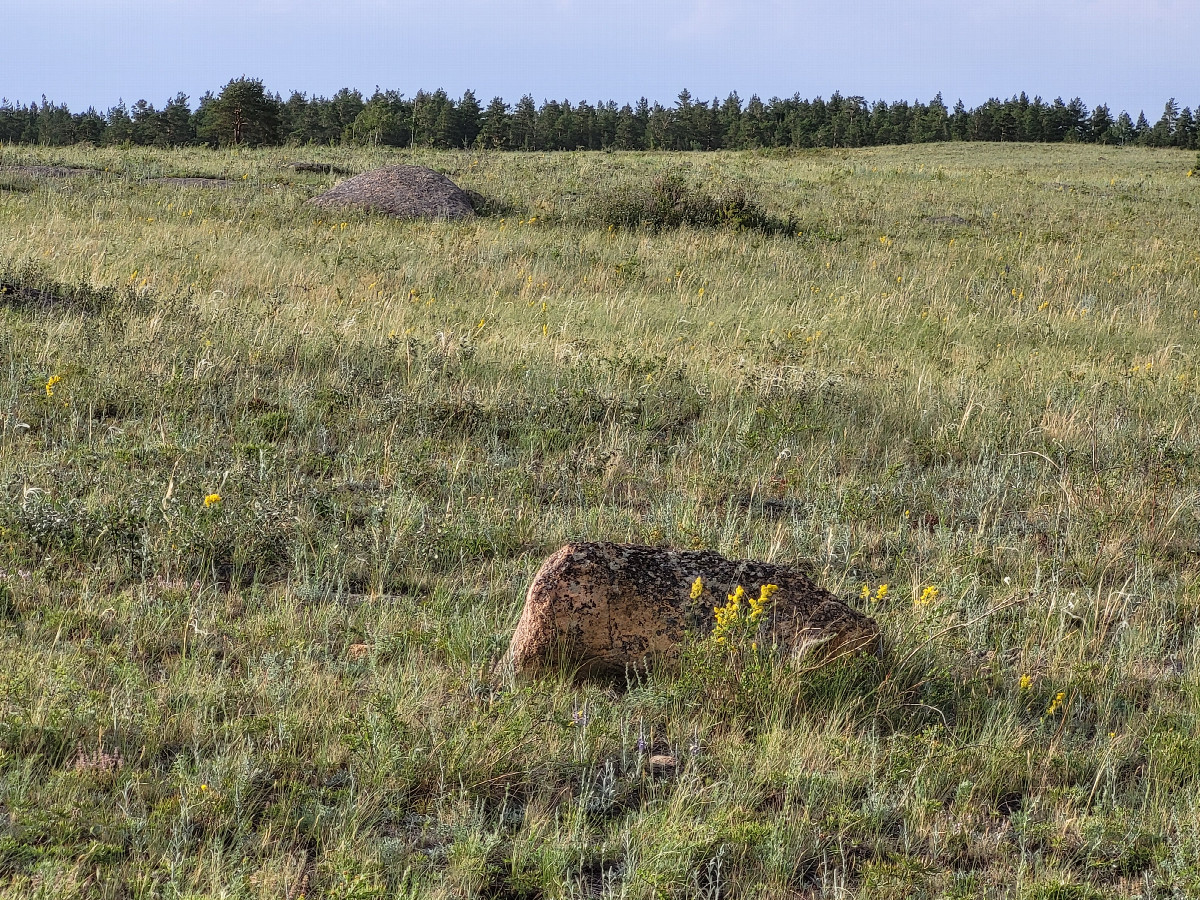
147;176;236;187
0;164;95;178
507;542;880;680
286;161;355;175
307;164;475;220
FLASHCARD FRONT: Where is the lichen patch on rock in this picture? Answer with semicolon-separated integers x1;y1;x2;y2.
307;164;475;220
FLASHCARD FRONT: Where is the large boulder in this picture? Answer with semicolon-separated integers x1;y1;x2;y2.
507;542;880;679
308;164;475;220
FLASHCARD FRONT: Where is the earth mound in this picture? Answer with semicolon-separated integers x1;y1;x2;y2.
308;165;475;220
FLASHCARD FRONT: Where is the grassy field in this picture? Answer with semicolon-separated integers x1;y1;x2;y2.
1;141;1199;899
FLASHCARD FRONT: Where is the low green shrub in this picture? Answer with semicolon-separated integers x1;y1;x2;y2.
588;172;785;232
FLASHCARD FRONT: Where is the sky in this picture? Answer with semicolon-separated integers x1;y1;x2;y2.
4;0;1196;117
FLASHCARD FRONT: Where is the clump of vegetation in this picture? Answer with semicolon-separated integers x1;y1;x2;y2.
0;172;35;194
0;262;139;314
461;187;520;218
588;172;783;232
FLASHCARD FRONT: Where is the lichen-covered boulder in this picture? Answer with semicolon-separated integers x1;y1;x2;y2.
507;542;879;679
307;164;475;220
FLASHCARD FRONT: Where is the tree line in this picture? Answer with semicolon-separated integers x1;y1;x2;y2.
2;77;1197;151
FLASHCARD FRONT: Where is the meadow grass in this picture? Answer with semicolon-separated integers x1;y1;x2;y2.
1;141;1199;898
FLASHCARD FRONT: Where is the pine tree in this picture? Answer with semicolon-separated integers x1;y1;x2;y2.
200;77;281;146
1021;98;1046;142
634;97;651;137
1134;111;1150;143
575;100;599;149
103;102;133;145
456;90;482;148
646;103;671;149
429;90;456;148
950;99;968;141
925;92;950;142
35;99;76;145
163;94;194;145
673;89;694;149
512;95;537;150
329;88;365;141
478;97;510;149
614;103;638;150
1064;97;1088;142
1089;104;1114;144
1175;107;1196;149
346;90;402;146
718;92;743;148
1150;98;1179;146
74;107;107;144
596;101;618;149
130;99;164;146
1115;111;1135;145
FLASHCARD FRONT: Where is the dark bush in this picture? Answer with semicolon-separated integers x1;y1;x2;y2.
589;173;786;233
0;263;118;314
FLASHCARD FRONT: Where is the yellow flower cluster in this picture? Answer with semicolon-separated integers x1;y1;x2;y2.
203;493;222;508
45;375;62;398
916;586;940;606
711;583;777;645
860;583;889;603
1046;690;1067;716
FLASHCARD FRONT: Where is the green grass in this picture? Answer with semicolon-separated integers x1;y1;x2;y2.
1;141;1199;898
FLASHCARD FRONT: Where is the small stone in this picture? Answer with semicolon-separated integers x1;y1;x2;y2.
648;754;678;772
347;643;372;660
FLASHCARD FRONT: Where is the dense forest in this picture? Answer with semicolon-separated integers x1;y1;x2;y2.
1;77;1196;151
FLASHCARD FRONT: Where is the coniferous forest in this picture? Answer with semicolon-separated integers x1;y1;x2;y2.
2;77;1197;150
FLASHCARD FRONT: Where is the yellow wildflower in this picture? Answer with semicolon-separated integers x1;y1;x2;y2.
916;585;939;606
711;586;744;644
45;375;62;398
750;583;777;622
203;493;221;508
711;583;775;645
1019;674;1033;691
690;576;704;601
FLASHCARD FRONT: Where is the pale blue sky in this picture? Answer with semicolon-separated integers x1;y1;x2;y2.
4;0;1196;117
